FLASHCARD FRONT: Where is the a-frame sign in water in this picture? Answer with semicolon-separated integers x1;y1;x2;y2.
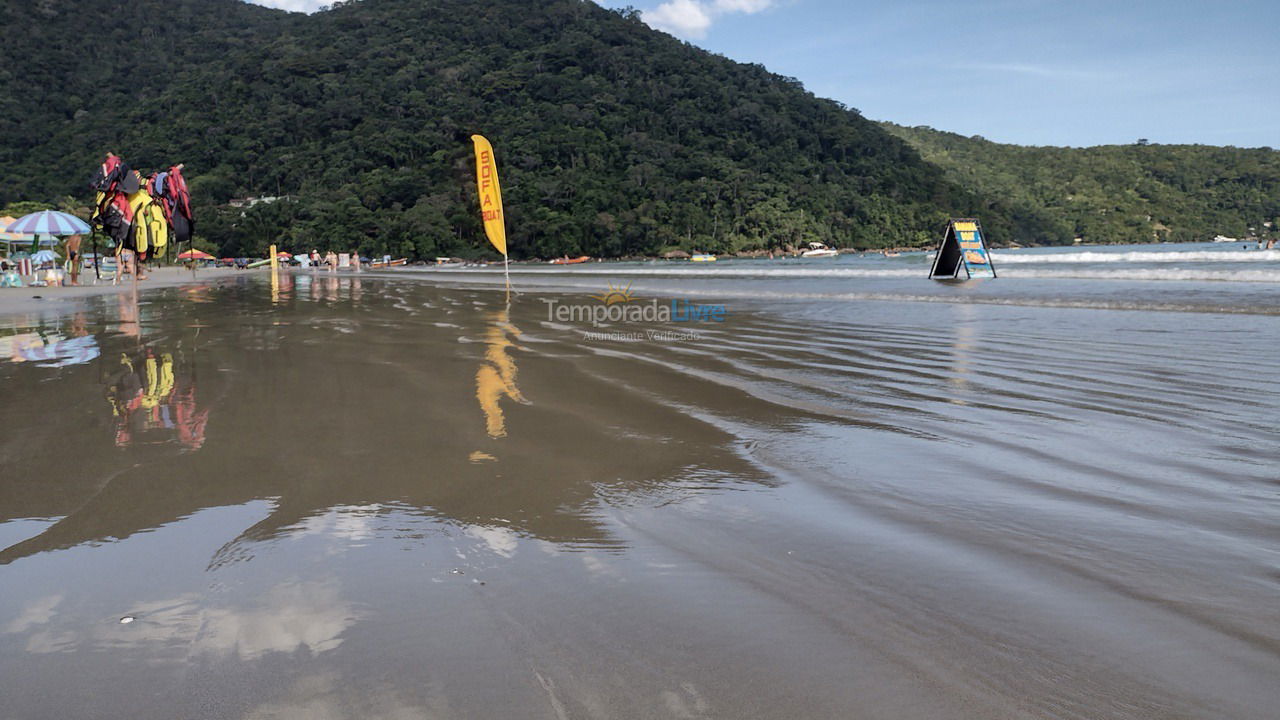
929;218;997;279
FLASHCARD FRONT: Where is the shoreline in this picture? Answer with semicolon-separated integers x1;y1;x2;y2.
0;266;245;317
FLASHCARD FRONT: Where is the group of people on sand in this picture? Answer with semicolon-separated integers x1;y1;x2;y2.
307;248;362;271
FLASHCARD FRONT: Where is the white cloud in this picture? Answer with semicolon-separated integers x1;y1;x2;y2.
957;62;1117;82
246;0;328;13
713;0;773;12
247;1;775;37
464;524;520;558
646;0;714;38
245;672;436;720
645;0;775;39
295;504;382;544
12;581;355;661
3;594;63;634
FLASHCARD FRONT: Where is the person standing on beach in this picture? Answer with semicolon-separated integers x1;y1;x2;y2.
121;245;147;281
65;234;82;285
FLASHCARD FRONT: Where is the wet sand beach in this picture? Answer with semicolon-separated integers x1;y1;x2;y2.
0;265;243;315
1;259;1278;719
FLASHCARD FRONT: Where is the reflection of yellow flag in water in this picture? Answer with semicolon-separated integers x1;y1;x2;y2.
470;135;507;257
475;309;526;438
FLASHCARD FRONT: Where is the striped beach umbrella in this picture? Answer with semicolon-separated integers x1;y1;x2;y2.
6;210;91;236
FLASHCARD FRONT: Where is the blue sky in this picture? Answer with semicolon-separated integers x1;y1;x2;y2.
248;0;1278;148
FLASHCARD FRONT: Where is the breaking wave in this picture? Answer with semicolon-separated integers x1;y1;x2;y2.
990;250;1280;264
1004;268;1280;282
505;267;923;278
482;266;1280;283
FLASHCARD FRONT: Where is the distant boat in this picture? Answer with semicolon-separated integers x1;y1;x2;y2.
690;253;717;262
370;257;408;268
549;255;591;265
801;241;838;258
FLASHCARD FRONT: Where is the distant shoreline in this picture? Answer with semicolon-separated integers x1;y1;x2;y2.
0;266;241;318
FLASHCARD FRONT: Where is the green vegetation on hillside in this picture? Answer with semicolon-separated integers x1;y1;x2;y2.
2;0;1008;259
881;123;1280;245
3;0;1274;259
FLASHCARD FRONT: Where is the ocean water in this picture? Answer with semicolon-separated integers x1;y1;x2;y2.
1;243;1277;719
409;241;1280;315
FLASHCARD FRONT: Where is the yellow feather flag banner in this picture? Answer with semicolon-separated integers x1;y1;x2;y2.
470;135;507;258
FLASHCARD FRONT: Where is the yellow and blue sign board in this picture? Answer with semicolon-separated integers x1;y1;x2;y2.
929;218;997;279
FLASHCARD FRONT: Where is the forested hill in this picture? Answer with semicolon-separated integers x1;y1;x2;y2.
881;123;1280;245
1;0;1010;259
4;1;1273;259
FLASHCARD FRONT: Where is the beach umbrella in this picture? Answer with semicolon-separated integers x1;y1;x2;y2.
6;210;91;236
31;249;60;264
177;249;214;260
1;215;27;256
7;211;90;257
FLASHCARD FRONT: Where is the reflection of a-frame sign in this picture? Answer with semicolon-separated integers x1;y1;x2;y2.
929;218;997;280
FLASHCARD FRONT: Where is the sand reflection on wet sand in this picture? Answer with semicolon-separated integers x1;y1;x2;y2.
1;272;1278;719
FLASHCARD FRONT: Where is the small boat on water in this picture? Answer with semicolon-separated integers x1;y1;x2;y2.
801;242;838;258
549;255;591;265
690;253;717;262
369;257;408;268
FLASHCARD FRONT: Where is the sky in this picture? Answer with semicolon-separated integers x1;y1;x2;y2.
246;0;1279;148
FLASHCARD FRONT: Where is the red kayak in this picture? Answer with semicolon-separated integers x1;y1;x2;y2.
549;256;591;265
